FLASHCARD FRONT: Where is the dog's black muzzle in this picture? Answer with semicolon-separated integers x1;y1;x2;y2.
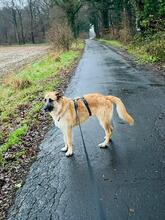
43;104;54;112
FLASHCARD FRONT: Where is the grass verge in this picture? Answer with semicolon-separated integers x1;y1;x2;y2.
0;40;84;166
98;32;165;64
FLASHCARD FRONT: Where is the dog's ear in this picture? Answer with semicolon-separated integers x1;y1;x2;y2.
55;90;63;101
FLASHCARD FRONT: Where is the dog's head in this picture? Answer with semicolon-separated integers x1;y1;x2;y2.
43;90;63;113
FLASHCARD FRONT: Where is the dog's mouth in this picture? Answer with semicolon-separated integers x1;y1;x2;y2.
43;105;54;112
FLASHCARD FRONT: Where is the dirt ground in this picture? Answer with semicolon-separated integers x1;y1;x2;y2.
0;44;49;76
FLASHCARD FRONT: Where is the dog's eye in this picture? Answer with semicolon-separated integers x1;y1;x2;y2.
49;98;54;102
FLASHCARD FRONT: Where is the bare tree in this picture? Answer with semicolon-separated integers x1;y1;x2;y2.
53;0;83;38
15;0;26;44
27;0;35;43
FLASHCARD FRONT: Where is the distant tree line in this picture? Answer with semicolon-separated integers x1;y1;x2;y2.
0;0;51;44
55;0;165;38
0;0;164;44
51;0;164;42
61;0;165;40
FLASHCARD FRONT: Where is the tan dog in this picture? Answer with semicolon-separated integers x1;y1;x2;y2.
43;91;134;156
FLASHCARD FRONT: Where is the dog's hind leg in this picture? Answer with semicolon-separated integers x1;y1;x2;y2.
98;117;112;148
104;124;113;139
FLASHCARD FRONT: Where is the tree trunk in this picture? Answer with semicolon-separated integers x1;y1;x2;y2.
18;10;25;44
5;29;8;44
72;20;77;39
29;0;35;44
93;14;100;38
109;10;114;35
68;13;77;39
101;8;109;29
90;2;100;38
134;0;145;33
11;8;20;44
124;1;136;37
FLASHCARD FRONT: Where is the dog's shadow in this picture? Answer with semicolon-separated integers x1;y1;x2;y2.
101;139;120;171
67;139;120;177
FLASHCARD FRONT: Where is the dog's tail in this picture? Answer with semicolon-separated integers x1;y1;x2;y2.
107;95;134;125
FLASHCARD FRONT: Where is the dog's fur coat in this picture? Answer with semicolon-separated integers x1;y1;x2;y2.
44;91;134;156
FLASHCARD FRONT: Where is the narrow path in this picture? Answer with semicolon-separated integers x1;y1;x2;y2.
8;40;165;220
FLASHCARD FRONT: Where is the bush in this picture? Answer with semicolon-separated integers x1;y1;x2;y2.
48;22;73;51
131;31;165;62
119;28;133;43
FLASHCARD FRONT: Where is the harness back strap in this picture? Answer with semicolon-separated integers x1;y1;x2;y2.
81;97;92;116
73;99;78;114
73;97;92;117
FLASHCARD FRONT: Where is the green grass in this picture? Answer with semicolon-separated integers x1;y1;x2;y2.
18;50;79;82
99;39;124;48
127;45;159;63
29;102;43;116
0;124;28;165
0;41;84;165
99;32;165;64
0;48;80;123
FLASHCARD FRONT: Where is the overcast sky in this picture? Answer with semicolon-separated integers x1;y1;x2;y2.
0;0;28;9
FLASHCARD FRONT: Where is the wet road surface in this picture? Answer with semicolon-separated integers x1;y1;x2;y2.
8;40;165;220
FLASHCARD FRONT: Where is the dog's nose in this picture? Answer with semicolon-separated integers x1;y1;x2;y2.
42;106;48;112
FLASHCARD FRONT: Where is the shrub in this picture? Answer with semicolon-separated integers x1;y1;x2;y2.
130;31;165;62
48;21;73;51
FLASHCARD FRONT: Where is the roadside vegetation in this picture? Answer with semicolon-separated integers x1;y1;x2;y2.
0;39;84;219
0;40;84;166
0;0;164;218
92;0;164;67
99;31;165;64
0;0;164;68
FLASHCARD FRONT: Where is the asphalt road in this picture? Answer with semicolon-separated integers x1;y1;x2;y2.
8;40;165;220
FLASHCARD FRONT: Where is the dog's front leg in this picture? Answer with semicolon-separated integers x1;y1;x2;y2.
64;126;73;157
61;132;68;152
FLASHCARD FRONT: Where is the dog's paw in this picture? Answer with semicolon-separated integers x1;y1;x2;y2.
104;135;112;140
65;150;73;157
61;146;68;152
98;142;108;148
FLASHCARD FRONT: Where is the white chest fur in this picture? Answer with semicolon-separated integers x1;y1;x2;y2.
53;118;66;130
54;119;60;128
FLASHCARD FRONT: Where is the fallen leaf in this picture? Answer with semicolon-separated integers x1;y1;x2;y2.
129;208;135;213
15;183;22;188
